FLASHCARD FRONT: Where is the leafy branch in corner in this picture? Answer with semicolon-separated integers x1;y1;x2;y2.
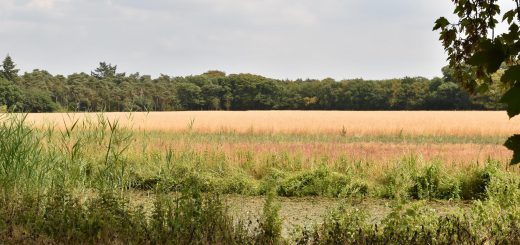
434;0;520;164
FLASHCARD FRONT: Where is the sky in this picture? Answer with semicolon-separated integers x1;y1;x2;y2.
0;0;468;80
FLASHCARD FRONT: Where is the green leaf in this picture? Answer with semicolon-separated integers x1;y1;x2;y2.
500;83;520;118
469;40;506;74
467;52;487;66
433;17;450;30
486;40;506;73
441;29;456;46
501;66;520;84
503;10;516;24
504;135;520;165
503;23;519;44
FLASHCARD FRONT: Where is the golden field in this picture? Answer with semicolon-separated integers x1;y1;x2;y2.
5;110;514;166
20;110;520;136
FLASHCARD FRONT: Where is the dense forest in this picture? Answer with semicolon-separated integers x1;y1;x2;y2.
0;55;505;112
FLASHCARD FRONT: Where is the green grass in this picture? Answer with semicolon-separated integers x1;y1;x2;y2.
138;130;508;145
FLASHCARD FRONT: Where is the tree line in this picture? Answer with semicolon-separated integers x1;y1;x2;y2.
0;55;505;112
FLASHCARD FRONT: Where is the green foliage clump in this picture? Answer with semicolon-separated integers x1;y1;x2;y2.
381;202;440;242
216;173;259;195
478;164;520;207
299;200;520;244
382;159;461;200
457;162;520;204
460;164;498;200
131;162;259;195
150;176;248;244
296;202;374;244
381;161;417;200
411;164;461;200
276;166;368;198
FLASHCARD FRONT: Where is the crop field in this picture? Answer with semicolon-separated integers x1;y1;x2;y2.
23;111;517;164
24;111;520;135
3;111;520;244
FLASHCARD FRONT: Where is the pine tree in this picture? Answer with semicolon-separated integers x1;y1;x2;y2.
91;62;118;79
1;55;19;82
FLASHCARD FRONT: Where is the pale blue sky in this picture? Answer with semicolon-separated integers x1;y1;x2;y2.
0;0;475;79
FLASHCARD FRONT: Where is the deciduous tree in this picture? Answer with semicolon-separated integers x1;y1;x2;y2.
434;0;520;163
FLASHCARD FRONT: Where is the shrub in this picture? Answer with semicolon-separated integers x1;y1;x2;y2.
482;165;520;207
217;173;258;195
411;164;461;200
277;167;367;198
383;161;461;201
381;161;417;200
302;202;375;244
459;162;520;203
459;163;498;200
381;202;440;243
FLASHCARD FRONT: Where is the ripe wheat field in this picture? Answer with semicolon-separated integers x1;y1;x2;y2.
15;110;516;165
23;110;520;136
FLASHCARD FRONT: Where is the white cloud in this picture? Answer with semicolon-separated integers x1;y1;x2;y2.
27;0;56;9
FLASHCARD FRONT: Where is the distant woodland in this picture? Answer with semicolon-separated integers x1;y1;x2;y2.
0;55;506;112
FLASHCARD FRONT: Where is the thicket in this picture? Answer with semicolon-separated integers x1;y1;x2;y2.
0;56;505;112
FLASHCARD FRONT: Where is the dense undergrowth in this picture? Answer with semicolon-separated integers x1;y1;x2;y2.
130;153;514;201
2;113;520;243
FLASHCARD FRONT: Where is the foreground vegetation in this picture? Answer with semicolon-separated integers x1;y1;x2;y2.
2;113;520;243
7;179;520;244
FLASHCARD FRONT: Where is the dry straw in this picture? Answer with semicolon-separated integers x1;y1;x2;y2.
20;111;520;136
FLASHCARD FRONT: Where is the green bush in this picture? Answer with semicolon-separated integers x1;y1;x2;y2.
458;162;520;203
258;168;288;194
459;163;498;200
381;161;417;200
381;202;440;243
217;173;258;195
302;200;520;244
150;176;250;244
1;190;149;244
382;161;461;200
411;164;461;200
298;202;374;244
277;167;367;198
481;165;520;207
